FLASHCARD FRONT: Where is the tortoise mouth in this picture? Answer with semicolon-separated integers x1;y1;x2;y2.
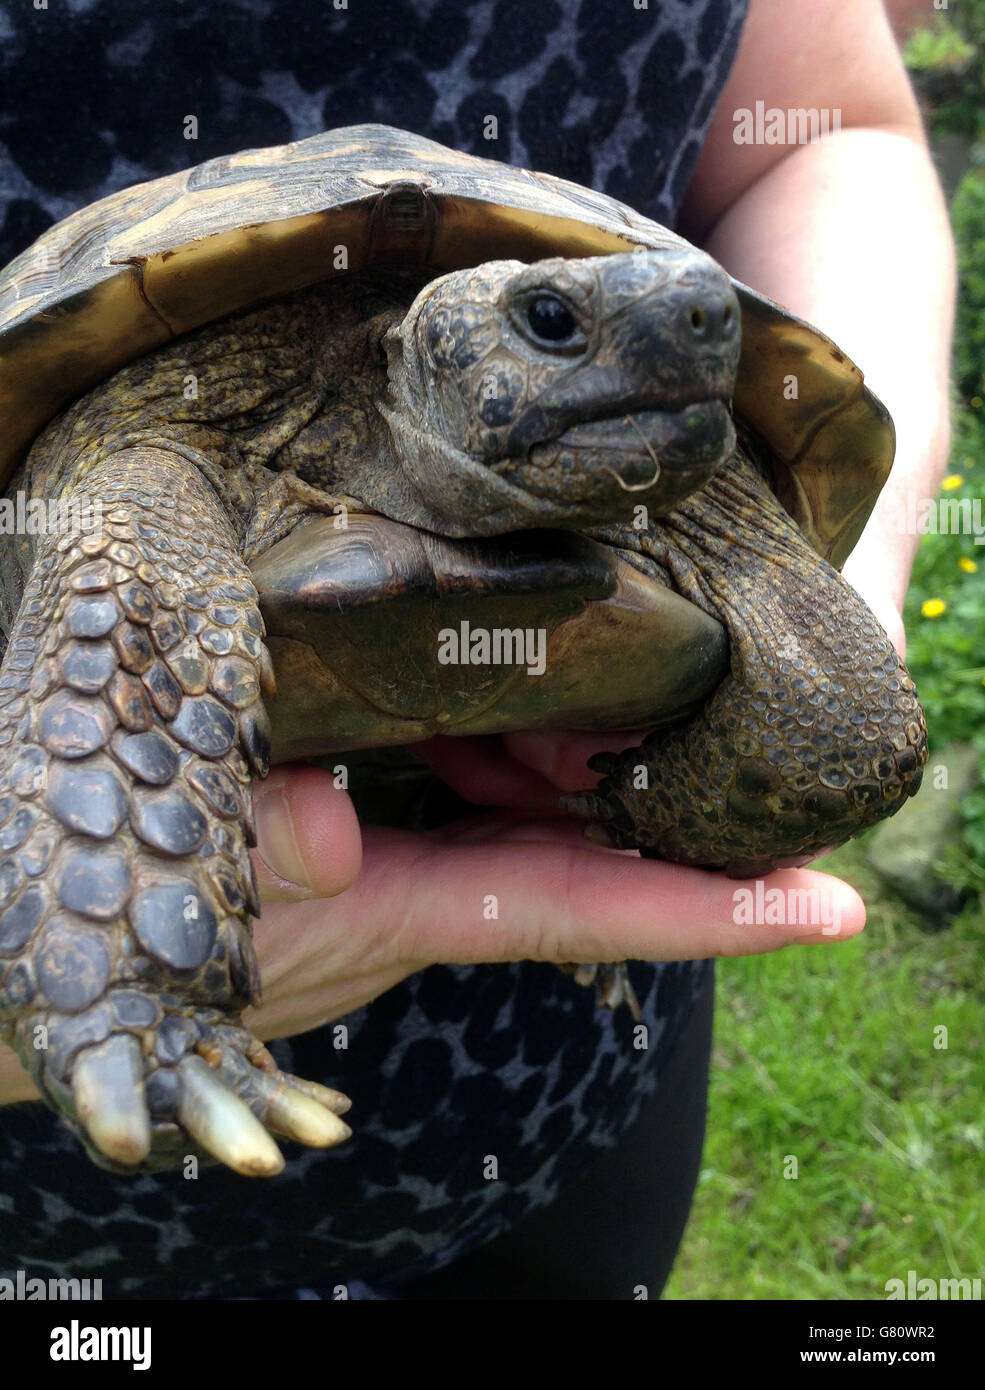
493;398;735;514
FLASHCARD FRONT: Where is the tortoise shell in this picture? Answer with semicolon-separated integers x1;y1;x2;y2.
0;123;892;569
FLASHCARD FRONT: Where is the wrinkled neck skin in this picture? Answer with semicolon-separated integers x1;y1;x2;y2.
8;267;648;563
10;273;415;531
373;384;641;539
233;268;539;539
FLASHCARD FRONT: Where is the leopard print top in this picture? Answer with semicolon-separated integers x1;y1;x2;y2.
0;0;747;1299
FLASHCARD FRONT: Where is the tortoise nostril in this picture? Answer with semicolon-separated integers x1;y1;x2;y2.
685;294;737;345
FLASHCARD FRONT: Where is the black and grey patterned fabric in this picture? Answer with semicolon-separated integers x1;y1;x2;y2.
0;0;746;265
0;0;747;1299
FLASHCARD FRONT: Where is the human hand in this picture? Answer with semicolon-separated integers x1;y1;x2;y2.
0;732;866;1102
244;738;866;1046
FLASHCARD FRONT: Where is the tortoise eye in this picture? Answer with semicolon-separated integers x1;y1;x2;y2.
525;295;577;343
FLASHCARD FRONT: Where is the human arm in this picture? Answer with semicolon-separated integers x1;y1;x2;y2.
679;0;956;652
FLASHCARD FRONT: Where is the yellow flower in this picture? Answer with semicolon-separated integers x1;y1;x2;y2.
921;598;946;618
959;557;978;573
964;456;976;469
941;475;964;490
972;397;983;409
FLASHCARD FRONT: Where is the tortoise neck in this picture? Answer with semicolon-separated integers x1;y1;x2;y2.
16;274;423;527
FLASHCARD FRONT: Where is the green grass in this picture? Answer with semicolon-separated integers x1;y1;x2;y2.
662;55;985;1299
664;839;985;1300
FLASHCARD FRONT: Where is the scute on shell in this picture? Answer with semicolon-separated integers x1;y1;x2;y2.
0;124;892;568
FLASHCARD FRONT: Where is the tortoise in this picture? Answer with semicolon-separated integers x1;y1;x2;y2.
0;124;927;1179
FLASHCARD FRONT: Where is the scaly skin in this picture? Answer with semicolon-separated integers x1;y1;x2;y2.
564;449;928;876
0;448;351;1173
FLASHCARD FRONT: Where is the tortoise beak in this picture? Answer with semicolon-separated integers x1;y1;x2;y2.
508;399;737;516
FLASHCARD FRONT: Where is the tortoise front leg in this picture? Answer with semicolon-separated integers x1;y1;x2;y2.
0;447;350;1174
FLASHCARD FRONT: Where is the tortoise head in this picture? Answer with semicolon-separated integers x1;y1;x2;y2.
378;249;741;535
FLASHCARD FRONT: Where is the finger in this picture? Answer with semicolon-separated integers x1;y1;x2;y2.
429;809;630;849
503;727;653;791
252;764;363;901
414;734;561;808
289;824;866;967
415;728;656;806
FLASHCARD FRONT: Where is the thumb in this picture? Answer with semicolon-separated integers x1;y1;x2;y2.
252;764;363;900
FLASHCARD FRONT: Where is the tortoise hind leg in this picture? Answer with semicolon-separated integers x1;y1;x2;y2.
560;962;642;1021
0;446;350;1174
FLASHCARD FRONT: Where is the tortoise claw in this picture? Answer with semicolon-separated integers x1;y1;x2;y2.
245;1067;352;1147
177;1054;285;1177
561;961;642;1021
206;1035;352;1148
23;1001;353;1175
281;1073;352;1117
72;1035;152;1168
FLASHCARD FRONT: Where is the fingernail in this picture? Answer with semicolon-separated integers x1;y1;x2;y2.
790;922;858;944
253;780;310;888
